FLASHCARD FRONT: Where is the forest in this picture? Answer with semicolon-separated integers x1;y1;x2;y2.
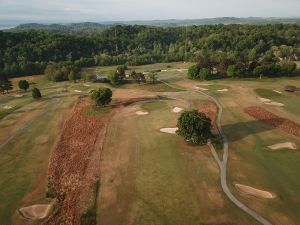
0;24;299;78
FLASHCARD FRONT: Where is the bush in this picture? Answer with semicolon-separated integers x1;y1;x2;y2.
90;87;112;106
199;68;211;80
177;110;212;145
284;85;297;92
18;80;30;91
32;87;42;99
187;65;200;79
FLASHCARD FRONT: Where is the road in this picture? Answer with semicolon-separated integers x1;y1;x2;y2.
160;79;273;225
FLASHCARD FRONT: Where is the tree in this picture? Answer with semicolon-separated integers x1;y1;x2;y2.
109;70;120;86
130;70;146;84
177;110;212;145
0;75;13;94
68;70;80;82
148;73;157;84
188;65;200;79
199;68;211;81
18;80;29;91
90;87;112;106
32;87;42;99
227;65;241;77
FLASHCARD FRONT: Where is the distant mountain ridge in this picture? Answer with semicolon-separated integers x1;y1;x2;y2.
5;17;300;34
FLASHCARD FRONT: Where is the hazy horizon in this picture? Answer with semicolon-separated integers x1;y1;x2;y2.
0;0;300;24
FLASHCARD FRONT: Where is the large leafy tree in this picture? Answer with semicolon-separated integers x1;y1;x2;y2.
177;110;212;145
90;88;112;106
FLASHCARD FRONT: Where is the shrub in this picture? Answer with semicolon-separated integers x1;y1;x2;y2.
18;80;29;91
32;87;42;99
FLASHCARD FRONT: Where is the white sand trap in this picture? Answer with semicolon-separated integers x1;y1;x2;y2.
35;135;50;145
2;105;14;110
273;90;282;94
217;89;229;92
84;84;91;87
160;128;178;134
264;102;284;107
19;204;53;220
173;107;183;113
74;90;82;93
258;97;284;107
14;94;24;98
235;184;276;199
161;69;168;72
136;111;149;115
268;142;297;150
258;97;271;103
194;86;208;91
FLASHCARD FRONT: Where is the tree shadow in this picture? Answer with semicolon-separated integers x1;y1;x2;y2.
222;119;279;142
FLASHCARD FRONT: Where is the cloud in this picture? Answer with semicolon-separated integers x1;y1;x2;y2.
0;0;299;23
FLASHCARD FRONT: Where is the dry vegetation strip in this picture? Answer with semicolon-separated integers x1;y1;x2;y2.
198;101;218;128
244;106;300;138
45;99;112;225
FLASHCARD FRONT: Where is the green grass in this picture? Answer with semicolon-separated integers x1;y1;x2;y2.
82;105;112;116
141;101;168;111
0;96;76;225
255;88;300;116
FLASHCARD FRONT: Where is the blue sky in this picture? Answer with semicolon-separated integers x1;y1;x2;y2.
0;0;299;23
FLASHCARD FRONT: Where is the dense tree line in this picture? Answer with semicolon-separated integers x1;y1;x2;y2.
0;24;299;78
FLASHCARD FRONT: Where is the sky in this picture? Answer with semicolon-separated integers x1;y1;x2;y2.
0;0;299;23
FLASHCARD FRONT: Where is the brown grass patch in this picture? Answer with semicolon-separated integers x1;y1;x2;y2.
198;101;218;128
45;99;113;225
244;106;300;138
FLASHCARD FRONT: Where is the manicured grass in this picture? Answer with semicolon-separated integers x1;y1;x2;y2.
82;105;112;116
141;101;168;111
123;82;182;92
0;95;77;225
255;88;300;116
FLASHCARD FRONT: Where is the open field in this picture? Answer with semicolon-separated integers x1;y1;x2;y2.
1;62;300;225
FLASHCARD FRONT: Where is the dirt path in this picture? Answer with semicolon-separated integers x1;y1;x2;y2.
160;79;273;225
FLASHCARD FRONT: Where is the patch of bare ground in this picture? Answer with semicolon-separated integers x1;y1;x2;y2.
244;106;300;138
44;99;113;225
235;184;276;199
198;101;218;129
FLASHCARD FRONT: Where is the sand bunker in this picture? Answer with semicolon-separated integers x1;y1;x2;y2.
268;142;297;150
135;111;149;115
161;69;168;72
235;184;276;199
160;128;178;134
19;204;53;220
195;86;208;91
264;102;284;107
14;94;24;98
273;90;282;94
2;105;14;110
217;89;229;92
84;84;91;87
74;90;82;93
35;135;50;145
258;97;284;107
173;107;183;113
